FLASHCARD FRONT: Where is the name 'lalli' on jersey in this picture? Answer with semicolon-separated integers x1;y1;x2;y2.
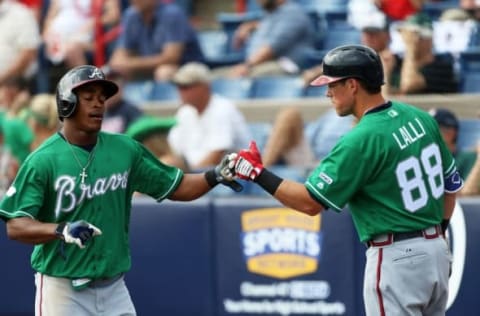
392;118;426;150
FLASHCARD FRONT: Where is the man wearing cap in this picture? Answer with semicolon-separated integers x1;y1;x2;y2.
391;13;458;94
168;62;252;171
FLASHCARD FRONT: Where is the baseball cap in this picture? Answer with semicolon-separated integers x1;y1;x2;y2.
397;13;433;38
429;108;459;130
356;10;389;32
126;116;177;142
171;62;211;86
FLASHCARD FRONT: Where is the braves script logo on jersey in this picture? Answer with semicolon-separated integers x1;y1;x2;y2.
241;208;322;279
54;171;129;218
88;67;104;79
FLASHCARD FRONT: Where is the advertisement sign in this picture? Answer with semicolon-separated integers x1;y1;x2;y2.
213;198;357;316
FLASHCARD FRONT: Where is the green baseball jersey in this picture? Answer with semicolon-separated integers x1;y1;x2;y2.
306;101;460;242
0;131;183;279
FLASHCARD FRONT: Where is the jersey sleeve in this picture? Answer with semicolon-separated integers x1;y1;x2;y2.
439;136;464;193
130;142;184;201
0;160;46;221
305;140;370;211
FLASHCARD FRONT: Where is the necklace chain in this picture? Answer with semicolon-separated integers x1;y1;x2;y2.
64;137;97;185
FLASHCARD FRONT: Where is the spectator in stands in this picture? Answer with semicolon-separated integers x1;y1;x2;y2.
389;13;459;94
101;73;143;133
126;115;184;169
433;7;478;55
0;0;41;92
167;62;251;171
42;0;121;67
429;108;476;180
108;0;204;82
26;93;60;151
212;0;316;78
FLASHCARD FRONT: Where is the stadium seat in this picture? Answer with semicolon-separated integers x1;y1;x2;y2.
198;30;229;60
304;85;327;98
422;0;458;21
294;0;349;13
251;76;305;99
321;27;361;50
151;81;180;101
459;49;480;73
211;78;253;99
303;49;326;69
123;80;155;105
457;119;480;152
460;72;480;93
248;122;272;153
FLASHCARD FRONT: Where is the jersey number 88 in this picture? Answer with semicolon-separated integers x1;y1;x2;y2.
395;143;444;213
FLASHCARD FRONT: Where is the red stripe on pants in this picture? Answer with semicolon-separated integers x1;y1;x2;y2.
376;248;386;316
38;274;43;316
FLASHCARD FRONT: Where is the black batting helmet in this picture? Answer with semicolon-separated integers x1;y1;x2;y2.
310;44;384;87
56;65;119;120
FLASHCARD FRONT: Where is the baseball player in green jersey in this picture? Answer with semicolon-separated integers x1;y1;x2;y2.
230;45;464;315
0;65;241;316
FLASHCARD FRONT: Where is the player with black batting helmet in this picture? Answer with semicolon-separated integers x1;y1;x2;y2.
0;64;241;315
56;65;119;120
230;44;463;315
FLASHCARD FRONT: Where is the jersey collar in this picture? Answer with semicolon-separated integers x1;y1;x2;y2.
364;101;392;116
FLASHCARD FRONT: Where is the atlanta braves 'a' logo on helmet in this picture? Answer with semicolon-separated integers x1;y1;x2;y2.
88;67;104;79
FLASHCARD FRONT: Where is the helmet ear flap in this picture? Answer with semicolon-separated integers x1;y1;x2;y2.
57;93;77;120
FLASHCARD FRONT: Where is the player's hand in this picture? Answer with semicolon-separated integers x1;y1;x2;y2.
214;153;243;192
235;141;264;181
58;220;102;249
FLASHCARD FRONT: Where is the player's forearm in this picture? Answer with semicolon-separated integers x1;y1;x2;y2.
169;173;211;201
6;217;59;244
272;179;323;216
443;192;456;220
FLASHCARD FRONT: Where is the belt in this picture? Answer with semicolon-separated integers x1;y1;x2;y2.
366;225;442;248
88;273;124;288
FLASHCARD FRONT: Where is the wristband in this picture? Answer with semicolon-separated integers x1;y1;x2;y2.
441;218;450;234
254;168;283;195
205;169;219;188
55;222;67;240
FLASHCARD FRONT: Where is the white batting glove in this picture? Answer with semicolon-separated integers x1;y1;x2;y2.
57;220;102;249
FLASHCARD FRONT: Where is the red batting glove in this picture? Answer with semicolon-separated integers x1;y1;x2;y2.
235;141;264;181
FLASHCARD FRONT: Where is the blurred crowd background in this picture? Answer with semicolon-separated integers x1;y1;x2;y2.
2;0;480;198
